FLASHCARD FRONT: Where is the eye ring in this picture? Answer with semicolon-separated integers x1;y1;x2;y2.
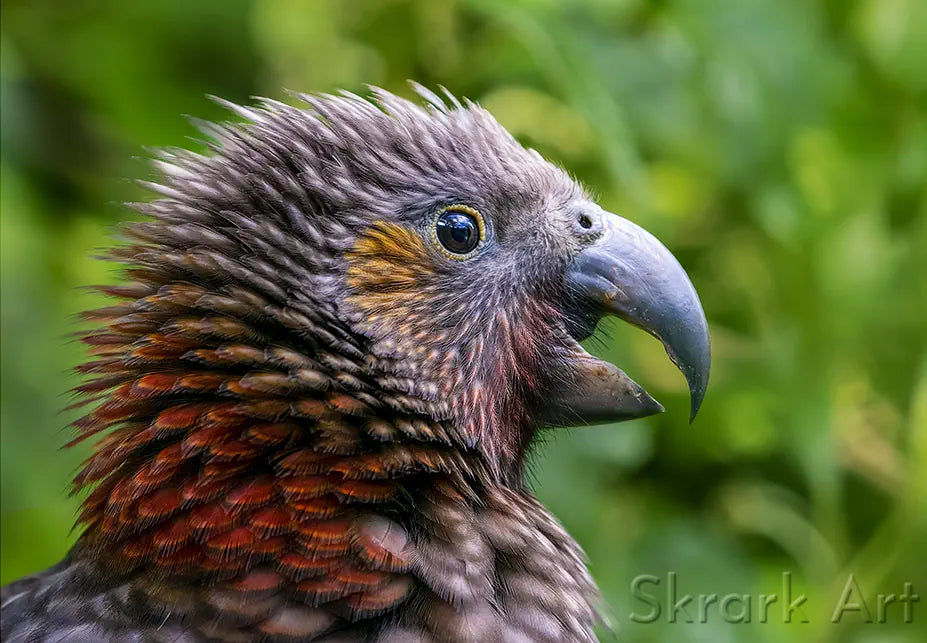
431;205;486;259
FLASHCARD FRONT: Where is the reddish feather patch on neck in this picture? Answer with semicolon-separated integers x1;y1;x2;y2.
66;258;479;621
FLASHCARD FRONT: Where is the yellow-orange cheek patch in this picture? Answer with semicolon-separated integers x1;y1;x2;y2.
346;222;436;327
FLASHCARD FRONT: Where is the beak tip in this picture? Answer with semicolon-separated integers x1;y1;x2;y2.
687;373;709;423
632;393;665;421
678;323;711;424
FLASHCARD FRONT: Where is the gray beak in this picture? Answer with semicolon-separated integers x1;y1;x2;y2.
544;211;711;426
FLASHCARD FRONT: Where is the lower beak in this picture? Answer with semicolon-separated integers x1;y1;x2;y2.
543;211;711;426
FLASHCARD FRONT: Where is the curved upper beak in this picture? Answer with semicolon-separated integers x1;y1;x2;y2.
544;211;711;426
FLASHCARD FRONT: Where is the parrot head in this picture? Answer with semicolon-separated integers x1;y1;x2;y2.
283;85;711;477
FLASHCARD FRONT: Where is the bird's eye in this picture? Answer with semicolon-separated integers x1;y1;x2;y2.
433;205;484;258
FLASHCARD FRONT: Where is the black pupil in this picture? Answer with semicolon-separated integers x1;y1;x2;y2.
436;211;479;254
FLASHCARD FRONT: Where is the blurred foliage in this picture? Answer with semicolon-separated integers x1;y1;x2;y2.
2;1;926;641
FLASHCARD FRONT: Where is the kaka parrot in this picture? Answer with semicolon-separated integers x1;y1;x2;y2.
0;85;710;642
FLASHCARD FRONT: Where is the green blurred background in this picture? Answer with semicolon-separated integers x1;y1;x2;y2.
2;1;926;641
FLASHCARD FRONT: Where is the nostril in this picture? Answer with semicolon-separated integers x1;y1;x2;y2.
578;214;594;230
